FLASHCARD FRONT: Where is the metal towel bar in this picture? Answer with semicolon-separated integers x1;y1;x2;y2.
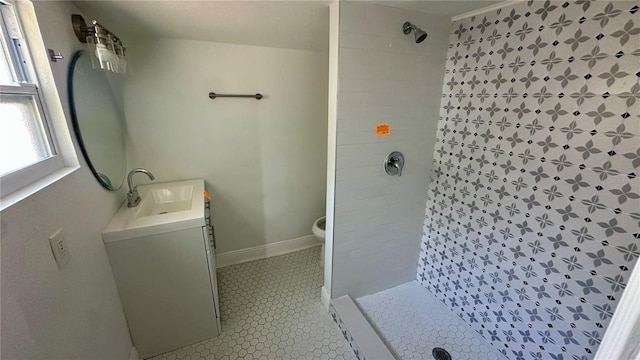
208;92;263;100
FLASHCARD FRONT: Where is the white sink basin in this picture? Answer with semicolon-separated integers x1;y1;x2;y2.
103;179;205;242
136;185;194;217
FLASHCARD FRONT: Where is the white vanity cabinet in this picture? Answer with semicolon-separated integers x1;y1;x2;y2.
104;182;220;359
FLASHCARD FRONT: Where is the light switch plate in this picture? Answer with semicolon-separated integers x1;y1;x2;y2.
49;228;70;269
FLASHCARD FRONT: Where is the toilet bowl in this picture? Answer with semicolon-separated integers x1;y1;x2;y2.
312;216;326;267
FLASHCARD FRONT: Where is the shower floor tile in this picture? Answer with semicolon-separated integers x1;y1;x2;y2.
356;281;506;360
149;246;354;360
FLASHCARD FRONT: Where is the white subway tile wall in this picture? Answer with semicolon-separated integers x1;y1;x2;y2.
418;1;640;359
332;1;451;298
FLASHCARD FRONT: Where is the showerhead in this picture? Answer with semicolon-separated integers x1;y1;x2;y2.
403;21;428;43
413;28;428;43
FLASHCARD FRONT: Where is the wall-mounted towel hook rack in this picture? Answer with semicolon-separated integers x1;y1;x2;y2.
208;92;263;100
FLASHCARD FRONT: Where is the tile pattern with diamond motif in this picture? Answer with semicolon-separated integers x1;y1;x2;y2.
149;247;354;360
329;305;366;360
357;281;507;360
418;1;640;360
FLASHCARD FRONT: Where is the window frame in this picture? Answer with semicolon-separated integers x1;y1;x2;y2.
0;0;65;199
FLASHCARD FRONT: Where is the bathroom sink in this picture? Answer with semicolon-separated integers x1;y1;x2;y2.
136;185;194;217
103;179;205;242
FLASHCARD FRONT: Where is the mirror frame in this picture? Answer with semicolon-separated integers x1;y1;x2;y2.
68;50;126;191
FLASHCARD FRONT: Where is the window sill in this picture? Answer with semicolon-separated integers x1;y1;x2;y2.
0;165;80;211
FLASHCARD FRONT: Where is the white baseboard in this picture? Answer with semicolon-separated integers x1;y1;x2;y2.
321;286;331;311
128;346;139;360
216;235;321;268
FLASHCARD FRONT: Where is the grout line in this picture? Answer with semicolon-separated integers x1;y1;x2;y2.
451;0;527;22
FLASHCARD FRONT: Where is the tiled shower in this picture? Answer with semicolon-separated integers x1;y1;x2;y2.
332;1;639;359
419;0;639;358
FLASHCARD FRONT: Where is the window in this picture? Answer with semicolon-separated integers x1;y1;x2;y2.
0;1;64;198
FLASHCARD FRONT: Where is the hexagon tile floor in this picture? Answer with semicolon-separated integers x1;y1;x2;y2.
149;246;354;360
356;281;507;360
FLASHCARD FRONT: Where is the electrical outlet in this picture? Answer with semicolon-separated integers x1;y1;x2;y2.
49;228;70;269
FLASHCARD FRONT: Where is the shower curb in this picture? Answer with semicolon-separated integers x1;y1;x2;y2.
329;296;395;360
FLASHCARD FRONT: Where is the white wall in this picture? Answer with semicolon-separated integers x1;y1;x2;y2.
330;2;450;298
0;1;132;359
123;37;329;254
323;0;340;300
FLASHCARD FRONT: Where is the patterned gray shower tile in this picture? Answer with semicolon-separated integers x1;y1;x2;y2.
527;293;570;324
597;175;640;213
422;4;639;359
458;15;476;34
564;302;611;341
615;256;640;286
547;67;581;96
539;96;578;124
613;146;640;181
553;321;596;356
568;270;626;309
578;132;619;165
539;24;568;53
603;9;640;44
581;96;628;134
602;236;639;275
569;285;619;349
578;1;636;22
573;246;625;282
535;255;570;284
600;129;634;155
570;21;604;58
559;216;608;248
578;44;611;71
588;54;638;94
591;2;627;26
617;84;640;112
567;1;600;20
620;103;640;136
529;0;561;22
598;28;636;56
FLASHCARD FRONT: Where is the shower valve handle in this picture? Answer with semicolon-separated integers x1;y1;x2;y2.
393;161;402;176
384;151;405;177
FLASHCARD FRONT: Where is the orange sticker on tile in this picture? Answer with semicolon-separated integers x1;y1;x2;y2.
376;124;390;136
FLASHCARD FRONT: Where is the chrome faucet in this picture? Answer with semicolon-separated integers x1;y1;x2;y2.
127;168;155;207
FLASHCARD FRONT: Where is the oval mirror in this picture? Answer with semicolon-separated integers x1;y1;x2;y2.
69;51;126;190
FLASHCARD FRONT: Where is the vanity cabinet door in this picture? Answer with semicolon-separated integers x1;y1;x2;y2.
106;227;219;358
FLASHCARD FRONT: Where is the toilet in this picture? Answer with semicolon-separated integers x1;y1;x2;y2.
312;216;326;267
